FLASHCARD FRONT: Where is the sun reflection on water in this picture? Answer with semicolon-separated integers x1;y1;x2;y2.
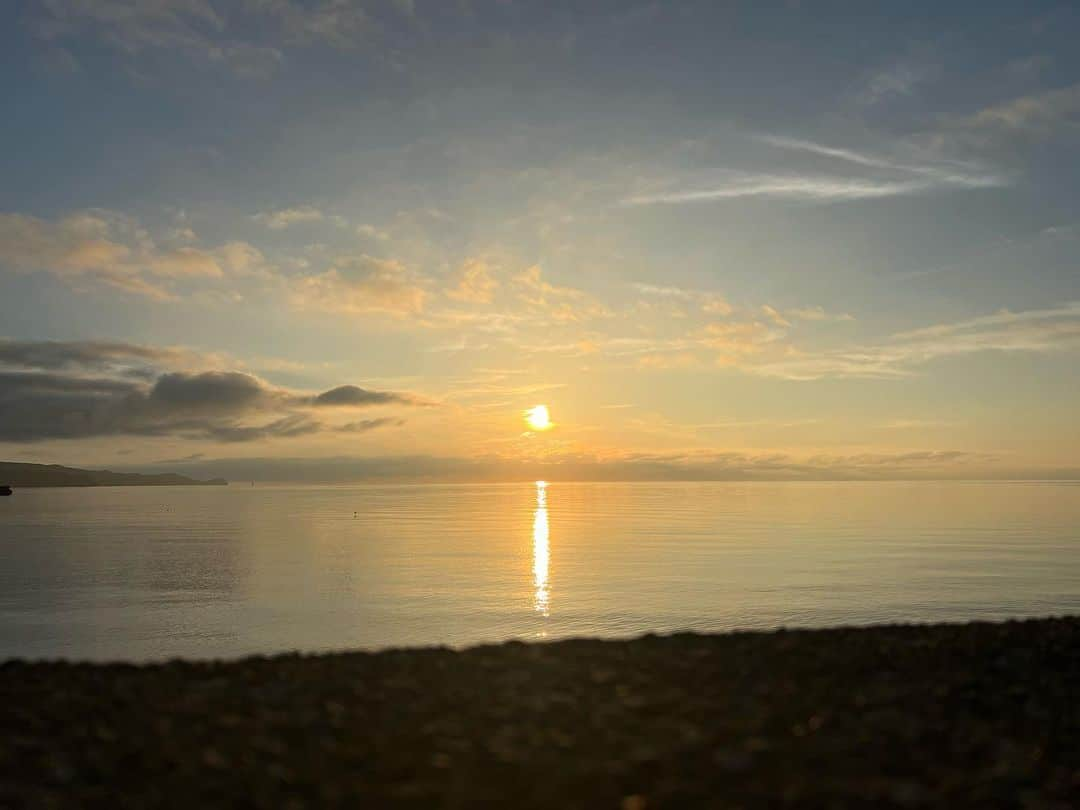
532;481;550;617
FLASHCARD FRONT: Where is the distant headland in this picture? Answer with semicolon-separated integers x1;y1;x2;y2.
0;462;227;488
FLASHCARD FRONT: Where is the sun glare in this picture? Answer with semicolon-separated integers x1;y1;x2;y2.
525;404;552;431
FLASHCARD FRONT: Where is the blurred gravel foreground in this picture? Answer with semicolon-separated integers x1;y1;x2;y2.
2;618;1078;808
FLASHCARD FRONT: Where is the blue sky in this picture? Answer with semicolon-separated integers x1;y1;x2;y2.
1;0;1078;479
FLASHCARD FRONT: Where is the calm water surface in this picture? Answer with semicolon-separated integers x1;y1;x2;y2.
1;481;1078;661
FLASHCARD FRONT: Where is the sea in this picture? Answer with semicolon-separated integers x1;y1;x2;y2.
1;480;1077;661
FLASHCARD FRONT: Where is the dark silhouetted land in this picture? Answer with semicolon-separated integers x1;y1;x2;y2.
0;461;226;488
2;617;1077;807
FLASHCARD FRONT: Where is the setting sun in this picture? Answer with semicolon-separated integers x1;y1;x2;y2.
525;404;552;431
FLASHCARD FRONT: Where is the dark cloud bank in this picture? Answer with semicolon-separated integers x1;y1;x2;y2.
0;340;421;443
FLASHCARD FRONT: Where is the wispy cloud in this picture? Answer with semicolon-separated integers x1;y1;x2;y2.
633;283;733;315
445;258;499;304
513;265;610;323
32;0;288;78
757;135;1001;188
623;136;1005;206
356;223;391;241
752;302;1080;380
28;0;394;77
786;306;855;323
252;205;325;229
960;83;1080;138
623;174;929;205
858;61;933;105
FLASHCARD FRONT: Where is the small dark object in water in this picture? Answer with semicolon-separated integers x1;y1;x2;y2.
0;485;12;496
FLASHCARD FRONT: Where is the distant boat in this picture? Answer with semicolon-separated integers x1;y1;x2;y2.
0;485;12;496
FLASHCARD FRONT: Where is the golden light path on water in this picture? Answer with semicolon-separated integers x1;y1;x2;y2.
532;480;550;617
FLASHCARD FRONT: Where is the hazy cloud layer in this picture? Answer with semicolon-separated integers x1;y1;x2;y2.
125;448;1062;484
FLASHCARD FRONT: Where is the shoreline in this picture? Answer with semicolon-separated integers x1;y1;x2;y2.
2;614;1075;666
3;616;1078;807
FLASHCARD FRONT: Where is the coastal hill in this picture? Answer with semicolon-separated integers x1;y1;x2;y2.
0;462;227;488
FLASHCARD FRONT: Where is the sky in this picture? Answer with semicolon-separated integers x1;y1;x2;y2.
1;0;1079;481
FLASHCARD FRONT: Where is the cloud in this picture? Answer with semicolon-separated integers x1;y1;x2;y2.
760;304;790;328
309;384;427;407
623;136;1005;206
291;255;426;317
252;205;325;229
209;42;284;79
0;339;186;373
636;352;699;369
356;223;390;241
525;311;790;369
339;417;405;433
857;60;935;105
424;336;490;354
202;415;322;443
156;452;206;463
960;83;1080;139
632;283;694;299
259;0;371;49
576;301;1072;377
149;370;273;414
633;283;733;316
0;340;427;442
515;265;583;302
757;135;1001;188
752;302;1080;380
33;0;226;53
696;320;785;360
29;0;378;76
513;265;609;323
0;210;264;299
30;0;286;78
445;258;499;304
785;306;855;322
622;174;931;205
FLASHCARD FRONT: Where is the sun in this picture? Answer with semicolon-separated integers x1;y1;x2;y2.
525;404;552;431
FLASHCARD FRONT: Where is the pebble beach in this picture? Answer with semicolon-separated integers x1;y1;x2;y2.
2;617;1077;808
